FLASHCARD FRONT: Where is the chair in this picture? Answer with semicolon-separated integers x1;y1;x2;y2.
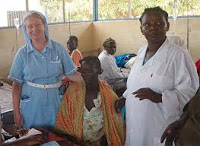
1;109;16;137
1;109;14;125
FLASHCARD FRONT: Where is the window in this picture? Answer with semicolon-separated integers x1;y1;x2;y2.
98;0;200;20
0;0;26;27
65;0;93;22
0;0;200;28
29;0;93;23
98;0;175;20
98;0;130;19
176;0;200;17
29;0;64;23
130;0;174;18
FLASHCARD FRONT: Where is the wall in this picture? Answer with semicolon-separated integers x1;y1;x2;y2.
93;20;144;55
49;22;94;53
92;18;190;55
0;18;200;80
92;18;200;60
0;28;24;82
188;18;200;62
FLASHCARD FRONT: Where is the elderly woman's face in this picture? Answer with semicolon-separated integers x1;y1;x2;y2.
80;62;99;84
25;16;45;40
140;11;169;43
105;42;116;55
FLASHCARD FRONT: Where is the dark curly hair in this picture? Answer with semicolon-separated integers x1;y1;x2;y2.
139;6;168;24
67;35;78;46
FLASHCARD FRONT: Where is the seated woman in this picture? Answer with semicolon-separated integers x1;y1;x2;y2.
98;38;129;95
51;56;125;146
98;38;129;81
67;35;83;67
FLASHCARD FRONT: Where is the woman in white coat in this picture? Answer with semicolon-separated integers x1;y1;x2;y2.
115;6;199;146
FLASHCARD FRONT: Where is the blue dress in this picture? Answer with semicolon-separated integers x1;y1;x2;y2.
8;40;77;128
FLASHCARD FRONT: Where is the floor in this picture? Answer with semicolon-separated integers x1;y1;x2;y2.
0;82;12;113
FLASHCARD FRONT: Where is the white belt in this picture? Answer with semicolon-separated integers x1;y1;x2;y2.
27;81;61;89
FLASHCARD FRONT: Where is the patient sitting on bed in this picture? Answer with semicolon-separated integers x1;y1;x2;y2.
98;38;129;95
48;56;125;146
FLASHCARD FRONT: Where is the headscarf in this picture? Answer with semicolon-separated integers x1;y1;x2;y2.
22;11;49;43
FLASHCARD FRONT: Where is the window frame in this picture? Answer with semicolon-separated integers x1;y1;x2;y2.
0;0;200;29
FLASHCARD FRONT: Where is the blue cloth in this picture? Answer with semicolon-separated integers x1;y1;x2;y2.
121;106;125;122
115;53;136;68
8;40;77;128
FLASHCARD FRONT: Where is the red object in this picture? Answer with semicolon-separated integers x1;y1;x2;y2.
195;59;200;74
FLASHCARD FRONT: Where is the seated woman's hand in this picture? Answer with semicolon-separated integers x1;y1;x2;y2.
23;134;45;145
17;128;29;137
2;133;45;146
114;97;126;113
132;88;162;103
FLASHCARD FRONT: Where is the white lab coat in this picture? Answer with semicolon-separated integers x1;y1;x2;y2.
98;50;129;81
124;38;199;146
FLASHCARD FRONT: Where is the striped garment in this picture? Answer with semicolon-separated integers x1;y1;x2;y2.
54;80;125;146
